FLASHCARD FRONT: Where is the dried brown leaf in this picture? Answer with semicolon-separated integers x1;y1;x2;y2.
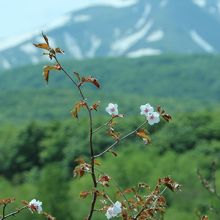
79;76;100;88
136;129;151;144
33;43;50;50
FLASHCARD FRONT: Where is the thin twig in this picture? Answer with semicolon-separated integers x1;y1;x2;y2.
94;167;135;218
92;119;112;134
94;121;147;158
54;56;97;220
0;206;27;220
134;187;167;220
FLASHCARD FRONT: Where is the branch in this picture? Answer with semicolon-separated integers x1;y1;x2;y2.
54;56;97;220
94;121;147;158
92;119;112;134
0;206;27;220
134;187;167;220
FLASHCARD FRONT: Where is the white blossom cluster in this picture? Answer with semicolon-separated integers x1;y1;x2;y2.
105;201;122;219
106;103;160;126
28;199;43;214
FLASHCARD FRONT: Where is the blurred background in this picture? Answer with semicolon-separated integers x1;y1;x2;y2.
1;0;220;219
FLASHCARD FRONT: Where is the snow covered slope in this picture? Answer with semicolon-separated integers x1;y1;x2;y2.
1;0;220;70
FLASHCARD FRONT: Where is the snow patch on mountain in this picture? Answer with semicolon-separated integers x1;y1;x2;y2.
44;14;71;31
192;0;206;8
64;33;83;59
0;31;39;52
146;30;164;42
86;35;102;57
74;15;91;23
20;43;38;54
94;0;138;8
190;30;214;53
110;20;153;55
135;4;151;29
127;48;161;58
1;59;11;70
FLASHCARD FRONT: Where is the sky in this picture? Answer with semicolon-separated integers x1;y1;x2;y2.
0;0;136;39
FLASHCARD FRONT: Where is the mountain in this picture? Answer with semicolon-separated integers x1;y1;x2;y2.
1;0;220;70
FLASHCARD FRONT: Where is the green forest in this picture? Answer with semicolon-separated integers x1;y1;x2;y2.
0;55;220;219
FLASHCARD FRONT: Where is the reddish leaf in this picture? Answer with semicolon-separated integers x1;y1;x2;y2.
159;177;181;192
108;128;120;140
80;191;91;199
90;101;100;111
0;198;15;205
33;43;50;50
157;106;172;122
136;129;151;144
79;76;100;88
112;114;124;118
70;101;86;119
98;175;111;187
55;47;64;54
123;188;135;194
73;162;91;178
43;65;61;83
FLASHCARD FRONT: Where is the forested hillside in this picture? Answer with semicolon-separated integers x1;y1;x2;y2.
0;54;220;122
1;54;220;219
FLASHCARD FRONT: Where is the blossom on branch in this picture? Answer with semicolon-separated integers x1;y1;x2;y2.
147;111;160;125
28;199;43;214
105;201;122;219
140;103;154;116
140;103;160;125
106;103;118;116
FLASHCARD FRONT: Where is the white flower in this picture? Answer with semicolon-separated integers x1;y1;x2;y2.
105;201;122;219
147;112;160;125
106;103;118;116
28;199;43;214
140;103;154;116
